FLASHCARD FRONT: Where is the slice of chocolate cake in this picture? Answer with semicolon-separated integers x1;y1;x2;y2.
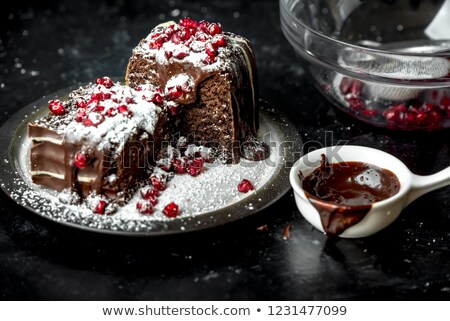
126;18;267;163
28;77;175;205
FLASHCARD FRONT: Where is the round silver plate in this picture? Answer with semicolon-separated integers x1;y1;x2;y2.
0;86;302;236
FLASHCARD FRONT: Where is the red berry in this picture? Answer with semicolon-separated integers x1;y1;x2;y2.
166;86;183;101
346;97;366;111
171;33;181;44
150;175;166;191
140;186;159;199
75;108;86;122
187;165;201;177
73;151;87;169
173;158;187;174
361;109;378;117
179;17;199;29
196;33;209;42
238;179;254;193
208;23;222;36
136;201;154;215
105;108;117;117
76;98;87;108
96;77;113;88
118;105;133;117
152;92;164;105
415;111;427;125
190;157;204;169
205;42;217;57
213;35;226;47
198;21;210;33
94;200;107;214
48;99;66;115
163;202;179;218
175;51;189;59
84;112;104;127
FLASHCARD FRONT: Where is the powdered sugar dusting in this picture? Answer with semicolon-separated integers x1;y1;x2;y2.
2;102;297;235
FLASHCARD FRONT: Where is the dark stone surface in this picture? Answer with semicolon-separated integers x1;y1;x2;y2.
0;0;449;300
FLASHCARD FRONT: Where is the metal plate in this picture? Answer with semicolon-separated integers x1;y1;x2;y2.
0;86;302;236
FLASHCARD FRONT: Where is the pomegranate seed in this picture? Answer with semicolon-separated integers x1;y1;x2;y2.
179;27;191;41
105;108;117;117
405;111;417;124
166;86;184;101
84;112;104;127
427;110;442;127
136;201;154;215
149;39;163;49
171;34;181;44
392;104;407;113
421;103;437;113
171;158;186;174
213;35;226;47
94;200;107;214
175;51;189;59
190;157;204;169
73;151;87;169
151;32;162;39
238;179;254;193
208;23;222;36
205;42;217;57
165;50;173;59
118;104;133;117
96;77;113;88
350;80;363;96
163;202;179;218
75;108;86;122
441;96;450;107
152;93;164;105
196;33;209;42
383;109;402;122
346;97;366;111
150;175;166;191
187;165;201;177
202;55;215;64
95;105;105;112
179;17;199;29
415;111;427;125
76;98;87;108
125;97;134;104
140;186;159;199
361;109;378;117
87;98;99;108
48;99;66;115
198;21;210;33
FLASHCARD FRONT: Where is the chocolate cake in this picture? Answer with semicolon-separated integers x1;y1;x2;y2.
29;18;269;213
28;78;174;205
126;18;267;163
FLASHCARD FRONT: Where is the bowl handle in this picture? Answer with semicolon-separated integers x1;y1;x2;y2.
405;166;450;206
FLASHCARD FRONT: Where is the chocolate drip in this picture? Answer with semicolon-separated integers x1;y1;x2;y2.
299;154;400;236
240;122;270;161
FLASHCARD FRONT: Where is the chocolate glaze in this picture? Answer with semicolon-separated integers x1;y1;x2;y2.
240;122;270;161
299;154;400;236
126;29;267;164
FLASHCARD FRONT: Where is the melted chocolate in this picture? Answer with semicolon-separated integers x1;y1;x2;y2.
299;154;400;236
240;122;270;161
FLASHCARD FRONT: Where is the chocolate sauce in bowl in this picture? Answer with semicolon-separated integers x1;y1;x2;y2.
299;154;401;236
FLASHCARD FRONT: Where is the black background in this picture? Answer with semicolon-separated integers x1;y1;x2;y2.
0;0;449;300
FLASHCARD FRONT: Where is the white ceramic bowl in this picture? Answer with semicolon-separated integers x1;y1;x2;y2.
289;145;450;238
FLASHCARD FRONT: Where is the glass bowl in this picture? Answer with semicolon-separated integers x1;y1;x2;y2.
280;0;450;130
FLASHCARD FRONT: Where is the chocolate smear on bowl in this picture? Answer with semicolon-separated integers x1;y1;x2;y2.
299;154;400;236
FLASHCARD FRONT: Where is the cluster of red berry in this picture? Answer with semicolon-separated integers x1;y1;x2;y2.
149;17;227;64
